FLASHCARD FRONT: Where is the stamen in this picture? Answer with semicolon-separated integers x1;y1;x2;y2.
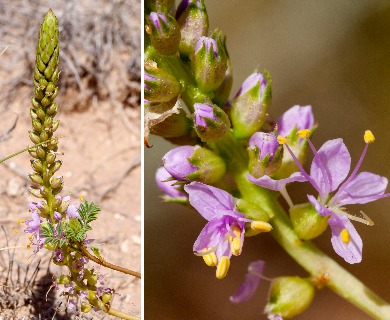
277;135;287;145
364;130;375;144
251;221;272;232
202;249;218;267
280;186;294;208
297;129;311;138
216;256;230;279
333;207;374;226
360;211;374;226
230;237;241;256
340;229;350;244
194;246;218;256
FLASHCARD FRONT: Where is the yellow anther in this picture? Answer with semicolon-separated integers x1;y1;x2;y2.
277;135;287;145
28;236;32;241
17;219;21;224
230;237;241;256
364;130;375;144
13;229;18;234
216;256;230;279
202;248;218;267
251;221;273;233
26;244;31;249
21;219;25;223
340;228;350;244
79;195;84;201
297;129;311;139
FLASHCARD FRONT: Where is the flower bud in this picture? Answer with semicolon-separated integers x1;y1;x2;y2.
39;130;49;142
46;102;58;115
193;102;230;142
289;202;328;240
36;146;46;159
176;0;209;56
155;167;188;203
30;159;43;172
50;176;63;189
265;277;315;319
231;72;271;139
36;108;46;121
28;186;43;198
32;119;43;132
192;32;227;93
248;132;283;178
28;173;43;185
51;160;62;173
81;302;92;313
276;105;315;178
146;12;181;55
46;152;56;164
29;131;41;144
144;60;181;103
43;116;53;128
101;292;113;304
57;274;71;284
31;97;41;109
87;273;98;286
163;145;226;183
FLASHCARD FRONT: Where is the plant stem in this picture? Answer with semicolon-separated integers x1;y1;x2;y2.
235;171;390;320
80;245;141;279
107;307;140;320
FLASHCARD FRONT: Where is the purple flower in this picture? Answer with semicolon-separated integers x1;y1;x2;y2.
249;133;279;161
66;204;80;220
261;131;390;263
276;105;314;139
149;12;168;32
184;182;252;277
67;299;76;310
163;146;198;181
230;260;265;303
155;167;188;200
54;211;62;221
193;103;216;127
54;249;64;262
24;211;42;234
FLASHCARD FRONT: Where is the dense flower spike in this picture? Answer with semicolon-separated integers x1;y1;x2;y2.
184;182;253;278
231;72;272;139
230;260;265;303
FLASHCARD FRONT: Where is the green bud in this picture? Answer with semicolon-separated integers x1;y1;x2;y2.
193;102;230;142
30;159;43;172
40;186;50;198
81;302;92;313
46;152;56;164
176;0;209;56
45;82;56;95
150;108;192;138
236;199;270;222
32;119;43;132
146;0;175;12
192;30;227;93
28;173;43;185
40;96;51;107
34;88;44;100
101;292;112;304
57;274;71;284
52;120;60;132
146;12;181;55
290;203;329;240
36;108;46;121
31;97;41;109
213;50;233;107
30;109;38;120
145;60;181;103
28;187;43;198
36;146;46;159
187;146;226;183
51;160;62;173
46;102;58;115
58;199;70;213
265;276;315;319
39;130;49;142
44;242;56;250
87;273;98;286
43;116;53;128
53;196;62;208
231;71;272;139
29;131;41;144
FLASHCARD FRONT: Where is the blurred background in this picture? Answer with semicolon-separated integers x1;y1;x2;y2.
145;1;390;319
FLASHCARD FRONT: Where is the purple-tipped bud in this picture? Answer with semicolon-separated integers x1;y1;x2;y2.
155;167;188;202
248;132;283;178
193;102;230;142
192;32;227;93
265;277;315;319
146;12;181;55
231;72;272;139
144;60;181;103
163;145;226;183
213;50;233;107
146;0;175;12
176;0;209;56
276;105;315;178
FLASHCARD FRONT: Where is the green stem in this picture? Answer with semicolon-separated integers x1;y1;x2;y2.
107;307;140;320
235;172;390;320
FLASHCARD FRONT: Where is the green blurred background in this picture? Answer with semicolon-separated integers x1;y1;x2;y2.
145;1;390;319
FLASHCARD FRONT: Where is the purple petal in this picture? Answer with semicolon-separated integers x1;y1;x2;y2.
155;167;187;199
331;172;389;206
194;103;216;127
184;182;234;220
236;73;266;99
310;139;351;195
328;213;362;264
230;260;264;303
307;195;331;217
249;132;279;161
248;172;306;191
163;146;198;181
277;105;314;137
66;204;80;220
193;218;225;253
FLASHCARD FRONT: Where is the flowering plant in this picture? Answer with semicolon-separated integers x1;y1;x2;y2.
145;1;390;319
